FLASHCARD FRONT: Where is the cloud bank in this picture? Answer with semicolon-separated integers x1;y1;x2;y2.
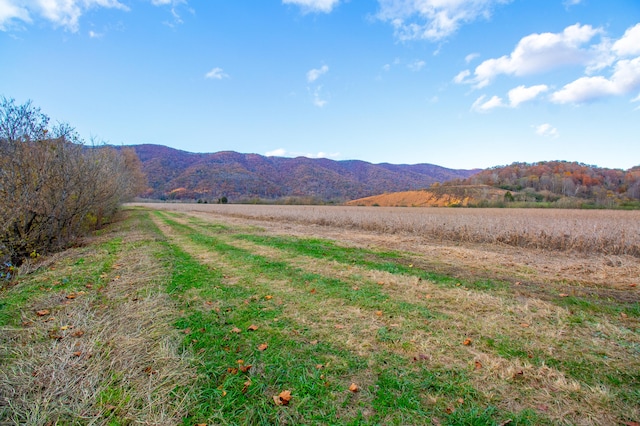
459;22;640;111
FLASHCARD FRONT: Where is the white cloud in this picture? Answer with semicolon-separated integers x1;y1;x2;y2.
551;57;640;104
563;0;582;7
408;60;426;71
376;0;511;41
265;148;340;159
613;23;640;57
507;84;548;107
456;23;602;88
307;65;329;83
0;0;188;31
465;53;480;64
311;86;328;107
471;95;504;112
0;0;31;30
307;151;340;158
282;0;340;13
453;69;470;84
471;84;548;112
38;0;129;32
205;67;229;79
266;148;287;157
534;123;559;138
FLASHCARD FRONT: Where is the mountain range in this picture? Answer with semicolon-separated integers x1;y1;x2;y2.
128;144;479;202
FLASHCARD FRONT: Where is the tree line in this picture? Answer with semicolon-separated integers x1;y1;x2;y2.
451;161;640;207
0;97;146;270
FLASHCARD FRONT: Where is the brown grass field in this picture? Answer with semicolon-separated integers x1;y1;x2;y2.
2;203;638;425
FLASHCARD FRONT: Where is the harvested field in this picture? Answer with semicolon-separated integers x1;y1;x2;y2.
134;203;640;257
2;204;638;425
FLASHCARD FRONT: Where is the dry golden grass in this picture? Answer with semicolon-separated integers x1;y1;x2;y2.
0;220;196;425
133;202;640;257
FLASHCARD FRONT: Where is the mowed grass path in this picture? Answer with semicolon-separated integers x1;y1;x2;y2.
1;208;638;425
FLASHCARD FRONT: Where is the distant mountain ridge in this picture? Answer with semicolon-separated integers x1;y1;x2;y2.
128;144;479;201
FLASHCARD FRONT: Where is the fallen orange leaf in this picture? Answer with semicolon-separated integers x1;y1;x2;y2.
240;364;252;373
474;360;483;370
559;293;569;297
248;324;259;331
375;311;383;317
258;343;268;351
72;351;82;357
36;309;50;317
520;323;530;328
265;295;273;300
66;293;76;299
349;383;359;392
274;390;292;406
230;327;242;334
310;288;316;294
463;338;472;346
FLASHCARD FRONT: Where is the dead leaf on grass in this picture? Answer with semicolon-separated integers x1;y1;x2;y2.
240;364;252;373
258;343;268;351
265;295;273;300
230;327;242;334
248;324;259;331
66;293;76;299
463;338;472;346
273;390;292;406
36;309;50;317
349;383;359;393
474;360;483;370
559;293;569;297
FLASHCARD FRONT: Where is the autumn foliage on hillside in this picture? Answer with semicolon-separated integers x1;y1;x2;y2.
130;144;478;202
0;98;146;267
452;161;640;207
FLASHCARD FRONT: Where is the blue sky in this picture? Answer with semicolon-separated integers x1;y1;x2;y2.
1;0;639;170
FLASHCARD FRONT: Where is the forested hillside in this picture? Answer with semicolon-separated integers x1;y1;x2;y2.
129;144;478;202
452;161;640;207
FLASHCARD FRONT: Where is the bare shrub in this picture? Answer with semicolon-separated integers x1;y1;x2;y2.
0;97;145;266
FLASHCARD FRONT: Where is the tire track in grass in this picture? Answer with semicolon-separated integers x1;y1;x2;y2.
151;213;389;425
159;210;639;425
152;211;555;425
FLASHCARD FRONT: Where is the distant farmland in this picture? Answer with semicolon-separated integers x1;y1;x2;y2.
134;203;640;257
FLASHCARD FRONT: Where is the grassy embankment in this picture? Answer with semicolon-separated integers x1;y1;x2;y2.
1;207;638;425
